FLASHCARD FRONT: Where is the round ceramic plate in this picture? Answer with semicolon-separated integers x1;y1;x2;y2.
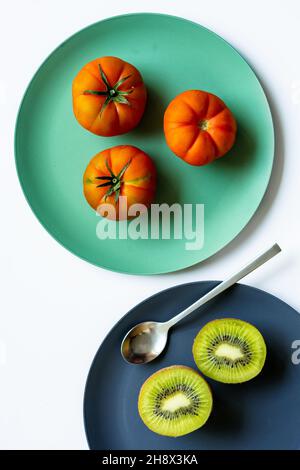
84;282;300;450
15;13;274;274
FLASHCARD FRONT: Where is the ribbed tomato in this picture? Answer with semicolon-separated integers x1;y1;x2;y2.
83;145;156;220
73;56;147;136
164;90;237;166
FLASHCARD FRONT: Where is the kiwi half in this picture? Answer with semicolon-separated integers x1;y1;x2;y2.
193;318;267;384
138;365;213;437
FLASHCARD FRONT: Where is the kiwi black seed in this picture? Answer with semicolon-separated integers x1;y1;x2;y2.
138;365;213;437
192;318;267;384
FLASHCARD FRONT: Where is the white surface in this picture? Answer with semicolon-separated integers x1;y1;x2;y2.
0;0;300;450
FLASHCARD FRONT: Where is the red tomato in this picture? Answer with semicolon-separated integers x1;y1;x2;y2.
83;145;156;220
164;90;237;166
73;56;147;136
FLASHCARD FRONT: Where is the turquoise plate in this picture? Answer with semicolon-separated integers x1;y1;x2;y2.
15;13;274;274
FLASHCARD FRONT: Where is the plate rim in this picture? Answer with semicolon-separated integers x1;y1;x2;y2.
14;12;275;275
83;281;299;449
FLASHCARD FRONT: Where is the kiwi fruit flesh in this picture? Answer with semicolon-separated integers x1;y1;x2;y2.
193;318;266;384
138;365;213;437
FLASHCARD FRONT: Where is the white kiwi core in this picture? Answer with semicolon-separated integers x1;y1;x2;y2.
161;392;191;412
215;343;244;360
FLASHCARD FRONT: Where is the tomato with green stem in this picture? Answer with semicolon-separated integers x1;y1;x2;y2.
72;56;147;136
83;145;156;220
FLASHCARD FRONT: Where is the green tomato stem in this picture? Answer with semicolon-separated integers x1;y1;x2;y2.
83;64;133;115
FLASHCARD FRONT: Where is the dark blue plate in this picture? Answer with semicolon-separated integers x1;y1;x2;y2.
84;282;300;450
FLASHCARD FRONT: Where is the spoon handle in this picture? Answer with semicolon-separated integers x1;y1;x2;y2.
165;243;281;329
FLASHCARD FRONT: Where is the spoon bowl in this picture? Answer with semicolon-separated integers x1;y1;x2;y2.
121;322;169;364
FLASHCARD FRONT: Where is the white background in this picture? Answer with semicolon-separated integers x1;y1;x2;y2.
0;0;300;450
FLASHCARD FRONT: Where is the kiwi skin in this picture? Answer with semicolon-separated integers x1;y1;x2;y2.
138;365;213;437
192;318;267;384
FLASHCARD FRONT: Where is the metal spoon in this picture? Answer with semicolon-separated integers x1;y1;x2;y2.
121;243;281;364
